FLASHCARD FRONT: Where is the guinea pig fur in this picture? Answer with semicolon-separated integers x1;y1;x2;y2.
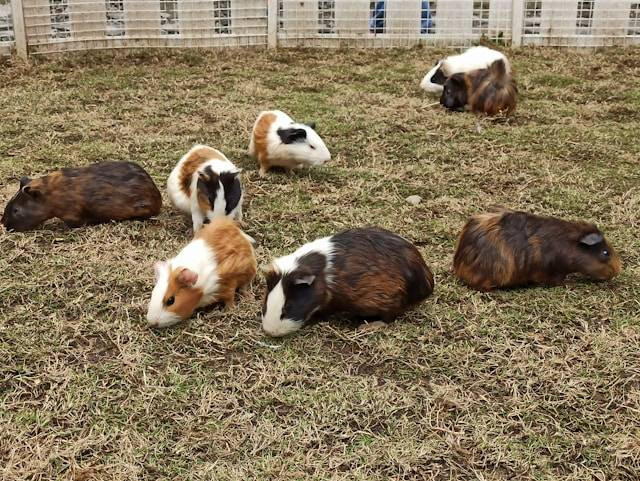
1;162;161;232
248;110;331;177
167;144;243;232
453;208;622;291
440;59;517;116
420;46;511;94
147;217;257;328
261;227;434;337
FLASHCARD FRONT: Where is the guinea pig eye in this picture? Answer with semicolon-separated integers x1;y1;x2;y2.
309;145;316;150
166;296;175;306
602;249;610;258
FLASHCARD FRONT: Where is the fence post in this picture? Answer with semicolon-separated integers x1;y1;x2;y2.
11;0;28;59
511;0;523;47
267;0;277;47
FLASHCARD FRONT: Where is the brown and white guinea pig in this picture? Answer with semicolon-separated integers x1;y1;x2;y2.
2;162;161;232
261;227;434;337
146;217;257;328
421;46;511;95
453;208;622;291
440;59;517;116
248;110;331;177
167;144;242;232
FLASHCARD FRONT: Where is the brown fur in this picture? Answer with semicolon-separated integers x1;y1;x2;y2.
466;60;517;116
2;162;162;232
251;112;277;176
179;145;226;196
196;218;257;307
164;269;204;319
453;209;622;291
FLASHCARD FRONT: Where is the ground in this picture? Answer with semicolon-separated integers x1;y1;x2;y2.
0;45;639;480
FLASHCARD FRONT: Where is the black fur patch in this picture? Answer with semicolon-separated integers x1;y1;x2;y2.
219;171;242;215
440;74;468;111
262;269;283;315
197;166;220;209
431;67;447;85
281;252;327;323
277;127;307;144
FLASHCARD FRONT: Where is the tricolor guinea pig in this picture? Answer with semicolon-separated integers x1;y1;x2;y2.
167;144;243;232
453;208;622;291
261;227;434;337
248;110;331;177
420;46;511;94
440;59;517;116
147;218;257;328
2;162;162;232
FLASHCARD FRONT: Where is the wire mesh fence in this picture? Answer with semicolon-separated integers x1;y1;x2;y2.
0;0;13;54
521;0;640;46
17;0;267;54
277;0;512;47
3;0;640;56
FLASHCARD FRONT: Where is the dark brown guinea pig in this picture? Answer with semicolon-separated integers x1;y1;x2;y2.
440;59;517;116
261;227;435;337
2;162;162;232
453;208;621;291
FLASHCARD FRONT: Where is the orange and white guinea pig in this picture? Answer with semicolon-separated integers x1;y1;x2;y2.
248;110;331;177
146;218;256;328
167;144;242;232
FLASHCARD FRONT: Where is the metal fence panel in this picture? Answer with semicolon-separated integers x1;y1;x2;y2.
1;0;14;54
276;0;513;47
15;0;267;54
4;0;640;56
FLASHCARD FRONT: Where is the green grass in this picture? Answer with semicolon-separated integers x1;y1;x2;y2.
1;46;639;480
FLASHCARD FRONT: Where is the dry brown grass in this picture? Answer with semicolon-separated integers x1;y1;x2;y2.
0;45;639;480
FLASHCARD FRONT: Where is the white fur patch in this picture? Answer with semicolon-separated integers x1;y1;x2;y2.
272;236;334;275
147;262;180;327
261;281;301;337
420;60;445;93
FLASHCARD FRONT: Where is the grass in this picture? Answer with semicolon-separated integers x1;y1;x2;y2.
0;45;639;480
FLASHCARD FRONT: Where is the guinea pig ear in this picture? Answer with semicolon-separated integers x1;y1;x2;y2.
580;232;604;246
277;127;307;144
22;183;41;198
306;122;316;130
294;274;315;286
177;268;198;287
19;177;31;189
154;261;168;281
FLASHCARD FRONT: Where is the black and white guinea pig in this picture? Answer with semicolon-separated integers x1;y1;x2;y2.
248;110;331;177
261;227;434;337
420;46;511;94
167;144;242;232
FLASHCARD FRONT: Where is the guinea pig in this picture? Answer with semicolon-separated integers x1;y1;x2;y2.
2;162;161;232
167;144;242;232
261;227;434;337
147;217;257;328
440;59;517;116
453;208;622;291
248;110;331;177
420;46;511;94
